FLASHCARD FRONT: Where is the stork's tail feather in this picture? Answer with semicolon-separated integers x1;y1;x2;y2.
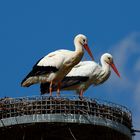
40;82;58;94
40;82;51;94
21;77;38;87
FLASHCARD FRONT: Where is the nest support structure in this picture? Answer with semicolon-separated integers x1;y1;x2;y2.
0;95;132;140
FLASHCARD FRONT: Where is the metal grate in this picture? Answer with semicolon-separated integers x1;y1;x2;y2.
0;95;132;129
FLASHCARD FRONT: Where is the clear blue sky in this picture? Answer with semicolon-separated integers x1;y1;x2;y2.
0;1;140;139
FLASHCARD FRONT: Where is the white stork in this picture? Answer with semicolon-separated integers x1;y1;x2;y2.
21;34;94;96
40;53;120;96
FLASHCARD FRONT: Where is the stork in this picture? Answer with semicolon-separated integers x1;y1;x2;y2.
40;53;120;96
21;34;94;96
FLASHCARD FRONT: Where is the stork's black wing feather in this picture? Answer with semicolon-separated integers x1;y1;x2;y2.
61;76;89;88
21;66;58;86
40;76;89;94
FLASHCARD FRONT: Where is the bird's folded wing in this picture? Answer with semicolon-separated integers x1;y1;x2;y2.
37;52;65;68
61;76;89;88
21;53;66;86
40;76;89;94
67;61;97;77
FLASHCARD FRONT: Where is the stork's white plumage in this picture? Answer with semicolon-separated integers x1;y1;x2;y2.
40;53;120;96
21;34;94;96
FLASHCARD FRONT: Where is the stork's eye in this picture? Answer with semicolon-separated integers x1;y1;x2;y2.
83;39;85;42
108;57;111;60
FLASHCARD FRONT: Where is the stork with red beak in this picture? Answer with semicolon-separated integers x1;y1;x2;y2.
40;53;120;96
21;34;94;96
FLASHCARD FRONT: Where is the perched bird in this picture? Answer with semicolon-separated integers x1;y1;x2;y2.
21;34;94;96
40;53;120;96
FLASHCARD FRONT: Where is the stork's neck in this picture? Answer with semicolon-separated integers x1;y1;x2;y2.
101;59;110;75
74;41;84;54
69;41;84;66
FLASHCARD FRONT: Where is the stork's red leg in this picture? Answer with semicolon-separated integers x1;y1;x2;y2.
49;81;53;96
57;82;61;96
80;89;84;97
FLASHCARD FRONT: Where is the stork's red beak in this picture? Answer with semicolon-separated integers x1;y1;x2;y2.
110;62;120;77
84;44;94;61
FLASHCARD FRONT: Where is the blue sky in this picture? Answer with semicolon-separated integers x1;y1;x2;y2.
0;0;140;139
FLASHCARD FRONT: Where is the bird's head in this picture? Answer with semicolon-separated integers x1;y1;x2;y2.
102;53;120;78
75;34;88;46
74;34;94;61
103;53;113;64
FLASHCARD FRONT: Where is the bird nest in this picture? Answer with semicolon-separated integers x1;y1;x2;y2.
0;95;132;129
